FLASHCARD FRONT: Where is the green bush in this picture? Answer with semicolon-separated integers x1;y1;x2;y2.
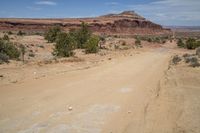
75;22;91;48
172;55;182;65
19;44;26;62
177;38;185;48
85;36;100;54
147;38;152;42
196;41;200;48
187;57;200;67
29;53;35;57
186;38;196;49
0;53;9;64
17;30;26;36
7;31;13;35
3;34;9;41
44;26;61;43
67;23;91;49
53;32;76;57
0;39;20;63
135;37;141;47
196;47;200;58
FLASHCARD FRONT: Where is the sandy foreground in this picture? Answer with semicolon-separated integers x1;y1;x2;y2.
0;45;200;133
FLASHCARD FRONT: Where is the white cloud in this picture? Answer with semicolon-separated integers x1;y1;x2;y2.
26;6;42;11
152;0;200;6
35;1;57;6
127;0;200;26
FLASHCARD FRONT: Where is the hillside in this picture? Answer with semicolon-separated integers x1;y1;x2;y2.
0;11;170;35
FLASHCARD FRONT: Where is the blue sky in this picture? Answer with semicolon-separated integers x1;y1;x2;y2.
0;0;200;26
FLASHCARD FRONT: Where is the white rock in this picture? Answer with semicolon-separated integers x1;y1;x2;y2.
68;106;73;111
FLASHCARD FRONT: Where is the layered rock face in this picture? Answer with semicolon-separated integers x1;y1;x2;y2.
0;11;170;35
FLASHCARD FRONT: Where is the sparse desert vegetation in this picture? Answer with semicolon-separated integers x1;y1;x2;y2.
0;9;200;133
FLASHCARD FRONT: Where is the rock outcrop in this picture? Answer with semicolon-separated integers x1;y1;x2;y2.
0;11;170;35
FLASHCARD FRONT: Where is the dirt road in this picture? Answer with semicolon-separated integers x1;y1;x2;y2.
0;48;199;133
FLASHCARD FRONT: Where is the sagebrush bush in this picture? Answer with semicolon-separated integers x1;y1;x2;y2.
53;32;76;57
44;26;61;43
3;34;9;41
0;53;9;64
135;37;141;47
17;31;25;36
196;47;200;58
69;22;91;48
19;44;26;62
85;36;100;54
8;31;13;35
188;57;200;67
186;38;196;49
0;39;20;63
177;38;185;48
28;53;35;57
172;55;182;65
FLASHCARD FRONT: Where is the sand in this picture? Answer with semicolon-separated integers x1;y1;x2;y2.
0;42;200;133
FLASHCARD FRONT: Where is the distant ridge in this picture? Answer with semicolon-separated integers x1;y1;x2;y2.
100;11;145;20
0;11;171;35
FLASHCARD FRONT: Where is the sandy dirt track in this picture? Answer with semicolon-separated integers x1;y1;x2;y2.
0;48;200;133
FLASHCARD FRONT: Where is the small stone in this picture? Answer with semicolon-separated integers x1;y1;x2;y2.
68;106;73;111
128;111;132;114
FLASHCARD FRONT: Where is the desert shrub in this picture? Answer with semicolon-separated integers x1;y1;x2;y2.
3;34;9;41
29;53;35;57
185;56;193;63
121;41;126;46
186;38;197;49
196;41;200;48
182;53;190;58
7;31;13;35
186;57;200;67
74;22;91;48
155;37;161;43
177;38;185;48
135;37;141;47
67;23;91;49
162;40;166;44
38;45;45;48
147;38;152;42
196;47;200;58
0;40;20;60
44;26;61;43
19;44;26;62
17;30;26;36
172;55;182;65
0;53;9;64
85;36;100;54
53;32;76;57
